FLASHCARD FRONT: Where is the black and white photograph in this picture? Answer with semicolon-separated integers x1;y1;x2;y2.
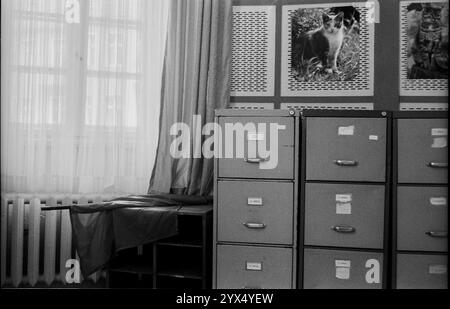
290;6;360;82
0;0;448;302
400;0;448;96
281;2;375;97
405;2;448;79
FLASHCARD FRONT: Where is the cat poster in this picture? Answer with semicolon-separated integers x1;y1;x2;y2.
405;2;448;79
281;3;374;96
290;6;360;82
400;0;448;96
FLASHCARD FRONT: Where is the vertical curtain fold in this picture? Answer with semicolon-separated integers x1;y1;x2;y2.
148;0;232;196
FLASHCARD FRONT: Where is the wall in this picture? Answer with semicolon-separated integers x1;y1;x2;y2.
230;0;448;111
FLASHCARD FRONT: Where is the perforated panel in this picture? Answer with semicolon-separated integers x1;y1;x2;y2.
281;2;375;96
399;0;448;96
228;102;275;110
399;102;448;110
281;102;374;110
231;6;276;97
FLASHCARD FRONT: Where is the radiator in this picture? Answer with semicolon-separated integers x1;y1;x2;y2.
1;194;114;287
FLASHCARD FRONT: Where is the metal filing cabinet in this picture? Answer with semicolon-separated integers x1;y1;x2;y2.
304;183;385;249
300;110;391;289
213;109;299;289
218;116;295;179
305;117;387;182
392;111;448;289
216;245;293;289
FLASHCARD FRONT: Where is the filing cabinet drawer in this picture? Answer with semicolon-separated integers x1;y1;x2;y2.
397;119;448;184
217;180;294;245
397;186;448;252
304;183;385;249
305;117;387;182
218;117;294;179
303;248;383;289
397;254;447;289
216;245;293;289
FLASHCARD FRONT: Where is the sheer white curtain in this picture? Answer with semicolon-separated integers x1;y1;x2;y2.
1;0;168;194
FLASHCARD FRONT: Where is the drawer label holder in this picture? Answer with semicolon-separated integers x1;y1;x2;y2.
431;128;448;136
336;194;352;203
247;197;263;206
248;132;265;141
246;262;263;271
429;264;447;275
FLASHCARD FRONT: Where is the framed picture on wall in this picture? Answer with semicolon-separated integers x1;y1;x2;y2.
281;2;375;96
399;0;448;96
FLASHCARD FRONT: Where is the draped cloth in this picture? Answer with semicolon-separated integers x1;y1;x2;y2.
148;0;232;196
70;194;212;276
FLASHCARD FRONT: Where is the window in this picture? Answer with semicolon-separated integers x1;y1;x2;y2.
1;0;168;194
9;0;67;125
6;0;152;127
85;0;142;127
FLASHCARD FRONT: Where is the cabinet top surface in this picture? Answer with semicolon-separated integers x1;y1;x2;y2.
215;109;297;117
215;109;396;118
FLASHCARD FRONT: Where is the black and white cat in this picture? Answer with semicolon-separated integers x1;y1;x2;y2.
330;6;360;34
297;12;345;74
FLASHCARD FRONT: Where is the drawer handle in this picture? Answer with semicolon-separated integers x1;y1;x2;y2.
331;225;356;233
334;160;358;167
244;157;268;163
243;222;266;229
428;162;448;168
243;286;261;289
426;231;448;238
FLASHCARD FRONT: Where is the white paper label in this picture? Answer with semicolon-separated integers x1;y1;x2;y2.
369;135;379;141
336;202;352;215
335;260;351;280
248;132;265;141
431;128;448;136
336;194;352;203
431;137;447;148
247;197;263;206
430;197;447;206
336;267;350;280
335;260;351;268
429;264;447;275
246;262;262;271
338;125;355;136
277;124;286;130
